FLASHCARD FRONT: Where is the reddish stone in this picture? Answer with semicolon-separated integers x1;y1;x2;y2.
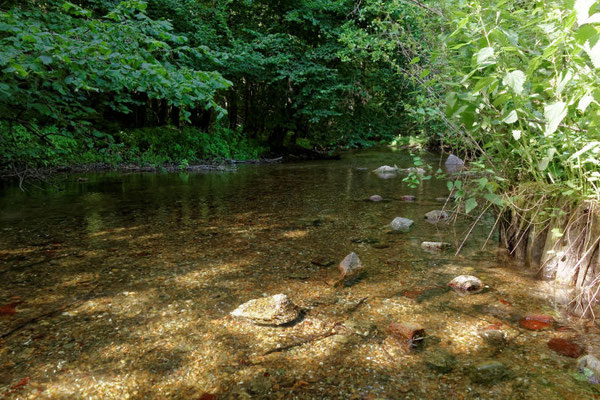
198;394;217;400
519;314;554;330
401;195;416;202
0;302;18;316
499;298;512;306
547;338;583;358
389;322;425;343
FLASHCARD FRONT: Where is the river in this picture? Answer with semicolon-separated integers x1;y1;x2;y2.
0;148;598;399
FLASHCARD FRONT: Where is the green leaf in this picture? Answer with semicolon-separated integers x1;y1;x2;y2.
475;47;495;67
538;148;557;171
39;55;53;65
502;110;518;124
484;193;504;206
578;94;594;113
502;70;525;94
544;101;567;136
465;198;478;214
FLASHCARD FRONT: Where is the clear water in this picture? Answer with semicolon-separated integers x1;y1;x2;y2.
0;148;599;399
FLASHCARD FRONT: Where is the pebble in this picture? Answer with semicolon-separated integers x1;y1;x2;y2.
470;361;510;384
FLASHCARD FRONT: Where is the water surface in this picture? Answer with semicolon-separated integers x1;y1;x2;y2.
1;148;599;399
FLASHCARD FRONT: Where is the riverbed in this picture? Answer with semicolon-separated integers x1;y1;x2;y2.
1;148;599;399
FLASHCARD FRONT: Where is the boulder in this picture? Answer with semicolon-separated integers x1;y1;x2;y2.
577;355;600;384
390;217;414;232
425;210;450;223
449;275;483;295
335;252;364;287
230;294;300;326
369;195;383;202
470;361;510;384
421;242;451;252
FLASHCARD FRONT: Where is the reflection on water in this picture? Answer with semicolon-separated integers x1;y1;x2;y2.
0;148;599;399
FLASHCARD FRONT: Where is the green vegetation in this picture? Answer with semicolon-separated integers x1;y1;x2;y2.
2;0;600;212
436;0;600;210
0;0;428;175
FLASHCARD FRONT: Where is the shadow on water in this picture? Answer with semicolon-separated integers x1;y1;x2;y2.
1;148;599;399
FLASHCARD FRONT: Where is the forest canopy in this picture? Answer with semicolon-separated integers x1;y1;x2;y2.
0;0;430;172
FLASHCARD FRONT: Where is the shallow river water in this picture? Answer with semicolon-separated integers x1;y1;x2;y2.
1;148;600;399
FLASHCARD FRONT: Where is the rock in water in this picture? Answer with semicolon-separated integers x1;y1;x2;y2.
421;242;451;252
230;294;300;326
373;165;399;173
478;328;507;346
336;252;364;287
577;355;600;383
385;322;426;354
470;361;510;384
449;275;483;295
445;154;464;166
518;314;554;330
547;338;583;358
425;350;456;373
369;195;383;202
390;217;414;232
401;195;416;202
425;210;450;223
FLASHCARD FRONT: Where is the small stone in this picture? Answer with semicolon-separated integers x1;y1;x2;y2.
519;314;554;331
332;334;352;344
249;374;273;394
478;328;507;346
389;322;425;345
421;242;451;252
373;165;399;173
449;275;483;295
425;210;450;223
369;195;383;202
401;195;416;202
230;294;300;326
310;257;334;267
445;154;464;166
425;350;455;373
390;217;414;232
577;355;600;383
470;361;510;384
335;252;364;287
547;338;583;358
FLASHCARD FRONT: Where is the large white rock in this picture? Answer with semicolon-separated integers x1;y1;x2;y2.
373;165;399;173
231;294;300;325
449;275;483;295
